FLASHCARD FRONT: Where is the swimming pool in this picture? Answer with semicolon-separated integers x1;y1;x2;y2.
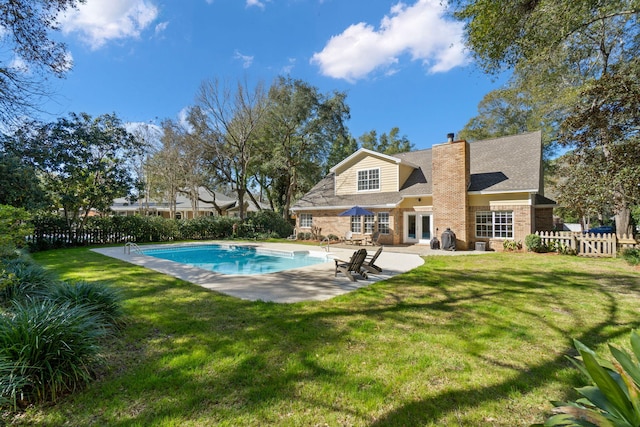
142;244;329;275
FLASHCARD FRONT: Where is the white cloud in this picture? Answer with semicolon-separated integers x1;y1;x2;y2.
59;0;160;49
246;0;266;9
177;107;194;132
154;21;169;37
8;50;73;74
281;58;296;74
126;121;163;151
126;121;162;136
9;57;29;73
234;50;254;69
61;51;75;72
311;0;468;82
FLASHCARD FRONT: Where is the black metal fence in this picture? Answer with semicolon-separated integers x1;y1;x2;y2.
27;212;292;251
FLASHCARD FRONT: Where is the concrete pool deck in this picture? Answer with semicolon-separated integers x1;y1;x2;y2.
92;242;483;303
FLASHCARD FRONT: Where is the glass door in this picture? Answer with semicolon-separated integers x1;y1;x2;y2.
420;215;431;244
407;214;416;241
404;212;431;244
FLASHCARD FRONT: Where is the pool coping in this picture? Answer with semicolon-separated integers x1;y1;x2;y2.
91;241;425;303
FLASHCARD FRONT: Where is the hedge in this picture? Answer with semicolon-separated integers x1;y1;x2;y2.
28;211;294;251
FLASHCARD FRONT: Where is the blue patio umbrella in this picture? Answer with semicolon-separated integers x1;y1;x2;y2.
338;205;375;217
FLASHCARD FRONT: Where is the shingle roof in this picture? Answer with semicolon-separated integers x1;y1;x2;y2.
292;131;544;210
112;188;237;211
467;131;542;192
292;174;405;210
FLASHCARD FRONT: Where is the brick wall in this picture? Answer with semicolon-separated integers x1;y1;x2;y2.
299;209;398;245
535;207;554;232
432;140;470;249
468;205;533;251
299;209;348;239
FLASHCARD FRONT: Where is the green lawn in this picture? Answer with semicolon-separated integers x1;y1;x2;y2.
13;249;640;426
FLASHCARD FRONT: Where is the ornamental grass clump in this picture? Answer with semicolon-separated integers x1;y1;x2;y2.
0;355;29;411
621;248;640;266
47;280;125;330
535;329;640;426
0;257;54;303
0;244;125;411
0;299;109;406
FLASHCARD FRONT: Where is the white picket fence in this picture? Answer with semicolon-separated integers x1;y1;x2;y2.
536;231;639;258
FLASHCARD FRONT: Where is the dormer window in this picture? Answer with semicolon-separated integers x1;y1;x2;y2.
357;168;380;191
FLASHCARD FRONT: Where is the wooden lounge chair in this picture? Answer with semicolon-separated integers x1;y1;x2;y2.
362;246;383;274
334;248;368;281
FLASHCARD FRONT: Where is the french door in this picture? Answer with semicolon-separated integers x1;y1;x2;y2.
404;213;432;244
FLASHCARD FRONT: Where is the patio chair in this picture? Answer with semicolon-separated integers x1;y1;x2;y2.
370;231;381;246
344;230;354;244
334;248;368;281
287;228;297;240
362;246;383;274
344;230;364;245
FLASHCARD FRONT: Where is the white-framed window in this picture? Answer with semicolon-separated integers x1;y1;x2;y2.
357;168;380;191
378;212;390;234
364;214;375;233
476;211;513;238
350;215;362;233
300;213;313;228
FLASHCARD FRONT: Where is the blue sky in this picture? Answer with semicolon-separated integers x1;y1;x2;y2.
42;0;506;150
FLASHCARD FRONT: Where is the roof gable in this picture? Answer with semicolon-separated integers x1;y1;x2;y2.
330;148;418;174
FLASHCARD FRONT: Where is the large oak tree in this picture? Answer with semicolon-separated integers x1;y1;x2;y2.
358;127;414;155
558;63;640;234
1;113;143;231
454;0;640;233
192;78;268;220
257;77;351;219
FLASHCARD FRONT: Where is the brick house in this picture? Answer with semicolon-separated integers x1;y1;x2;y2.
291;131;555;250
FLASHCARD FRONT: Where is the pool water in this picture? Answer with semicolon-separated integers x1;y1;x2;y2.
142;244;328;275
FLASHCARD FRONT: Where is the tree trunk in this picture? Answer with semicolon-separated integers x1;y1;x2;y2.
169;187;177;219
615;206;632;236
190;186;199;217
282;167;296;221
199;188;224;216
237;188;245;220
246;189;263;212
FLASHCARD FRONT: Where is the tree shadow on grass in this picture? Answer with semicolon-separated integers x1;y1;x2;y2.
28;250;640;426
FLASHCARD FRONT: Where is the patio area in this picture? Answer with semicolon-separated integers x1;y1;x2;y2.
93;241;484;303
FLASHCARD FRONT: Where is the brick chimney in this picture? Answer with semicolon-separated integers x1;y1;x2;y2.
432;133;470;250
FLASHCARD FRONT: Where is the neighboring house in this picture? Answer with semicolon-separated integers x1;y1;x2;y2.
291;131;555;250
227;199;272;217
111;187;238;219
